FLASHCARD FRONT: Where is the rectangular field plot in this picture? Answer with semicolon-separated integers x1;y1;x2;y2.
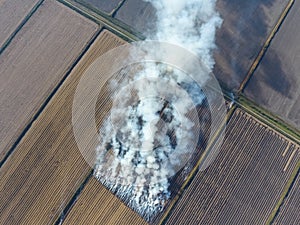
166;109;300;225
63;177;148;225
0;0;97;162
0;30;125;225
245;0;300;130
273;172;300;224
0;0;40;48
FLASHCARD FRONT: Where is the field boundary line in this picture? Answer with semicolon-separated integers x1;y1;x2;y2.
282;142;291;157
237;0;295;93
0;28;103;168
283;148;297;172
0;0;45;55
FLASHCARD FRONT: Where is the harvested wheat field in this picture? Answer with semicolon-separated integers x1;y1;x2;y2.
165;109;300;225
0;0;41;49
0;0;98;162
62;177;148;225
0;30;127;225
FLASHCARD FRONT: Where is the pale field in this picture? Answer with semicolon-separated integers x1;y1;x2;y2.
0;0;40;48
0;0;97;162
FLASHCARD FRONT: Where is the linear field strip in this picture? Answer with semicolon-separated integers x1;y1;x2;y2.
0;30;126;225
58;0;143;41
165;109;300;225
0;0;98;164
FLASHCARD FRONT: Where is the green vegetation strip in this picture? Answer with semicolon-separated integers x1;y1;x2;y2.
238;0;295;93
237;95;300;145
266;160;300;225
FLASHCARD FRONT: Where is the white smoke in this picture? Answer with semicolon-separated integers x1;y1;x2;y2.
146;0;222;69
94;0;222;221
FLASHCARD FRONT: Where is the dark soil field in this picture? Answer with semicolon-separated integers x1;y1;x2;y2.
115;0;157;35
245;0;300;130
214;0;289;90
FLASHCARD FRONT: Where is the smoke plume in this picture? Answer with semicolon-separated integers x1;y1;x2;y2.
94;0;222;220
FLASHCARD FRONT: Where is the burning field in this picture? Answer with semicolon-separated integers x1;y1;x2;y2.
78;0;226;221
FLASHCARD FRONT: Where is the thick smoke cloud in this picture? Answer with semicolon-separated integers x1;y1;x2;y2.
94;0;222;220
146;0;222;69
